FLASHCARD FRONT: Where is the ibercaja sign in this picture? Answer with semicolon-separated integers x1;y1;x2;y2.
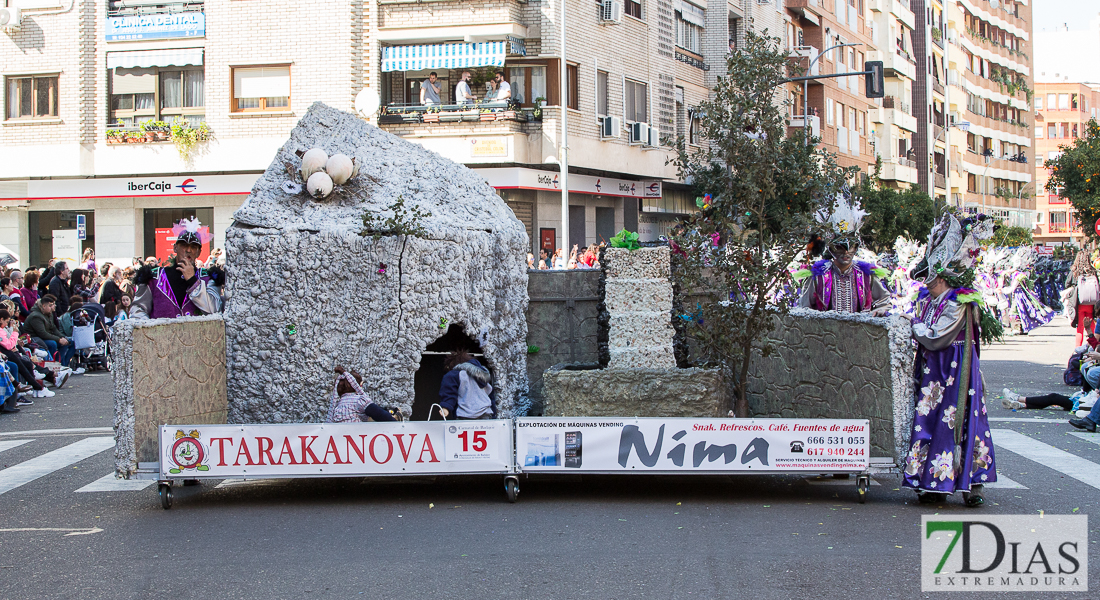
922;515;1088;592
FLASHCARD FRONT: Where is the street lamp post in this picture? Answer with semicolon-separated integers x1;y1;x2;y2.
801;43;862;146
559;0;569;255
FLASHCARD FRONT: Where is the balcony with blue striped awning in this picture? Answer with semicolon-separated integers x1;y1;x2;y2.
381;38;525;72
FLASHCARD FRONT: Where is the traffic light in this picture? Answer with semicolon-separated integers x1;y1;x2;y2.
865;61;884;99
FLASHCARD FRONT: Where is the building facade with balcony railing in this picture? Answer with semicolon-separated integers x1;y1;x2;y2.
935;0;1034;228
868;0;917;188
1032;81;1100;246
1;0;782;264
785;0;879;179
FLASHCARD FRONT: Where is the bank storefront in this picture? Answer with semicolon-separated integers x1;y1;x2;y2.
0;174;258;269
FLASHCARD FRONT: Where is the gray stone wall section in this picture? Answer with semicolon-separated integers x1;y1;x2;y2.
113;314;227;478
225;103;529;423
746;309;915;465
525;270;602;415
604;247;676;368
543;366;728;418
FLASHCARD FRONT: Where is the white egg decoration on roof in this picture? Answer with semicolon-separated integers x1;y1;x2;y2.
306;171;334;199
325;153;355;185
300;148;329;181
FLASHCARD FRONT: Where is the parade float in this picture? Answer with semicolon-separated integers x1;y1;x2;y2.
113;103;911;508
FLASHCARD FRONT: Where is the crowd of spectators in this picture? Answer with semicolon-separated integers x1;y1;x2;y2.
527;244;602;271
0;248;226;416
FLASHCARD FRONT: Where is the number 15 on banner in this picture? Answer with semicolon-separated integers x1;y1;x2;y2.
445;424;495;461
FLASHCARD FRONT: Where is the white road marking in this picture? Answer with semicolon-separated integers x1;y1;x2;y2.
0;527;102;536
988;417;1065;423
0;427;112;438
1068;432;1100;446
984;472;1028;489
214;478;281;489
0;437;114;496
0;439;33;454
992;429;1100;491
75;473;155;493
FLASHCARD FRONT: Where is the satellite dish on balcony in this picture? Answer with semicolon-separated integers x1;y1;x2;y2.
355;88;381;119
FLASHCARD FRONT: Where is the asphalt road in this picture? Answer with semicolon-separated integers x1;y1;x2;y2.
0;318;1097;600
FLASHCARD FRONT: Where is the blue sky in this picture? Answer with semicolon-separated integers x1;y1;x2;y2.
1033;0;1100;32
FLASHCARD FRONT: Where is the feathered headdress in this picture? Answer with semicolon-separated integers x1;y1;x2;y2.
1010;246;1035;271
172;217;213;247
912;212;994;284
816;188;867;247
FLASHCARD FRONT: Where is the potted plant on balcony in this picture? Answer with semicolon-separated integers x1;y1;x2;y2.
532;96;546;120
422;106;440;123
479;109;497;122
106;129;124;145
169;118;212;161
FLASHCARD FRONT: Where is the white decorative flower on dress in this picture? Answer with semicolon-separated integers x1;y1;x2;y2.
932;451;955;481
946;376;955;386
917;381;945;416
951;361;958;368
971;439;992;473
905;441;928;477
942;405;957;429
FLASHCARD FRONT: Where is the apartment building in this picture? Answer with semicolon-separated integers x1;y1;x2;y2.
1032;82;1100;247
785;0;878;178
932;0;1034;228
866;0;917;188
0;0;792;266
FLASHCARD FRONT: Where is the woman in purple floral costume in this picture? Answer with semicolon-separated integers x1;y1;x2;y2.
902;212;1001;507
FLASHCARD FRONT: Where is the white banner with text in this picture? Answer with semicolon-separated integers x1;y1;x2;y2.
159;421;513;478
514;418;871;473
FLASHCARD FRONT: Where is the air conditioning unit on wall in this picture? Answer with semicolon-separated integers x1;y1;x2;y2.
600;0;623;24
600;115;621;139
0;6;23;32
646;126;660;147
629;121;649;144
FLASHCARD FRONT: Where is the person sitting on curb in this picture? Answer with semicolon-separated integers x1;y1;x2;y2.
326;366;396;423
22;294;82;374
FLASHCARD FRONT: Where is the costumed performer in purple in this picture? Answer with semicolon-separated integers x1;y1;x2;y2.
797;189;890;314
902;211;1002;507
131;217;224;319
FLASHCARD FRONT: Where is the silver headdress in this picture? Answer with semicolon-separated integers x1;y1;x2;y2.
913;212;994;284
816;187;867;248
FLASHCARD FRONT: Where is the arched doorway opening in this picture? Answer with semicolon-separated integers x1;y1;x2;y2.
412;324;490;420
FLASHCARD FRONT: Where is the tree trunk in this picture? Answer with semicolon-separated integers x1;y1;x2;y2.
735;352;751;417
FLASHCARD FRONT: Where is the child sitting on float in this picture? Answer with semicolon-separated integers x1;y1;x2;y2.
326;366;396;423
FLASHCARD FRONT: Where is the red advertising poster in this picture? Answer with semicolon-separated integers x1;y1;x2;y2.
155;227;211;263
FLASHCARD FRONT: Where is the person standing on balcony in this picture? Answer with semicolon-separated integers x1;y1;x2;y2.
494;70;511;102
456;71;475;106
420;72;441;106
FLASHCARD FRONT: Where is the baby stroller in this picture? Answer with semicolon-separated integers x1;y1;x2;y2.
70;303;112;372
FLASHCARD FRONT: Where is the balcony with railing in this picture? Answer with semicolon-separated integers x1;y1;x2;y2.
934;172;947;190
878;96;917;132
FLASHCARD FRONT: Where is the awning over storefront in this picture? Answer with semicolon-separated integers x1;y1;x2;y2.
106;47;204;69
381;39;523;72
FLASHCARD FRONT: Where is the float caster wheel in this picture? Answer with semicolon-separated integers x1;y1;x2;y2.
504;477;520;503
857;475;870;504
158;483;173;510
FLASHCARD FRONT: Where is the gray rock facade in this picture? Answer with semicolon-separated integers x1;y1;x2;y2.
604;247;676;368
225;102;529;422
542;246;727;417
746;308;915;465
543;365;728;417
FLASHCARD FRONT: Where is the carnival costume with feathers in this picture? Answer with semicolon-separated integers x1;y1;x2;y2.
1000;247;1054;334
902;212;997;501
796;190;890;313
131;217;225;319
